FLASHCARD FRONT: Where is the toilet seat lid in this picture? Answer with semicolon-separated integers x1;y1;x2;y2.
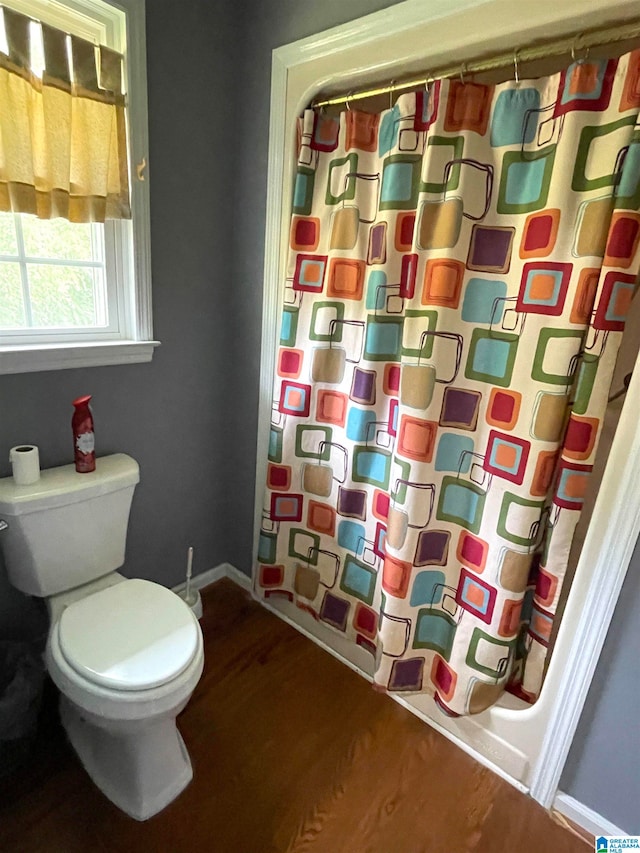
57;579;199;691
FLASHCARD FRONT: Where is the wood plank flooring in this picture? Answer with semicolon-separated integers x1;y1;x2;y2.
0;579;589;852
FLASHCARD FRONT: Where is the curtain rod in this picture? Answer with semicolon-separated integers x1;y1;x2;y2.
311;19;640;109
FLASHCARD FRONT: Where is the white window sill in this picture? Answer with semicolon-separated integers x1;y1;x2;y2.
0;340;161;375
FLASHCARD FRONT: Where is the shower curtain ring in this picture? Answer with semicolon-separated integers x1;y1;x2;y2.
513;50;520;86
389;81;396;110
345;91;353;111
571;32;590;63
459;62;467;84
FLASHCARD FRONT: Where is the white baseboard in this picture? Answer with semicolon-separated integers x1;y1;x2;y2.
172;562;252;596
553;791;628;839
224;563;253;590
171;563;226;594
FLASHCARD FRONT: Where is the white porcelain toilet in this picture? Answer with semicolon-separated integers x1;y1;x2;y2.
0;454;204;821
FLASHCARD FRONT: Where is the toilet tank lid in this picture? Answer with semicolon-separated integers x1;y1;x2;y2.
57;578;200;691
0;454;139;516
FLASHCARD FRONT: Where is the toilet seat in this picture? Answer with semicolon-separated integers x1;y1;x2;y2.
58;578;199;691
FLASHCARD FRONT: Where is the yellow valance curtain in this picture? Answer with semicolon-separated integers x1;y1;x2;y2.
0;6;130;222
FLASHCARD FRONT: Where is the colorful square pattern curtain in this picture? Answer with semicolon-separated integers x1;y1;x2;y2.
0;6;130;222
254;50;640;716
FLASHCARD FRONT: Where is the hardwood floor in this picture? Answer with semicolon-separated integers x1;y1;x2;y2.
0;579;588;852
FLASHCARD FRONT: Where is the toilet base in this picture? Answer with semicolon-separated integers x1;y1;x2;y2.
59;696;193;820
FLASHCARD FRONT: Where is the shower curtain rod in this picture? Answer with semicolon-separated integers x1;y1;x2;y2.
311;18;640;108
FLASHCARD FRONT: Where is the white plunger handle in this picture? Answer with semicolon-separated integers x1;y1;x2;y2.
186;546;194;601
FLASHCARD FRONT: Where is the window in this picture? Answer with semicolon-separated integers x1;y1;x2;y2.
0;0;156;374
1;214;114;339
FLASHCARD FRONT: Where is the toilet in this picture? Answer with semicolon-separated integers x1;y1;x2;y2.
0;454;204;821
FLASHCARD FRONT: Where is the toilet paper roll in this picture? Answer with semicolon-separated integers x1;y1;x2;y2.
10;445;41;486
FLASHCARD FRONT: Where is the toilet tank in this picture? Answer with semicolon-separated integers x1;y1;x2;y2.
0;454;140;597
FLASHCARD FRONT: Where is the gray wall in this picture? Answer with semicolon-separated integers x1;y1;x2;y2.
0;0;403;631
561;540;640;835
0;0;246;636
0;0;637;835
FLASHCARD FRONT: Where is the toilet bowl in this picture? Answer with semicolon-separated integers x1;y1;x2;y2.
46;575;205;820
0;454;205;820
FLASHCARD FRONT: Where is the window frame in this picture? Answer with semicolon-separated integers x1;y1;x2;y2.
0;0;158;374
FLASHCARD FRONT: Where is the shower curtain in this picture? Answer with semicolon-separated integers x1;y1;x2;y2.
254;49;640;716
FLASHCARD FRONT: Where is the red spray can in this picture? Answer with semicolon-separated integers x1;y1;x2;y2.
72;395;96;473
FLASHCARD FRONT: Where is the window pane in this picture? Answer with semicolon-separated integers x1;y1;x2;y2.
28;265;97;327
0;213;18;255
21;216;96;261
0;262;26;327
